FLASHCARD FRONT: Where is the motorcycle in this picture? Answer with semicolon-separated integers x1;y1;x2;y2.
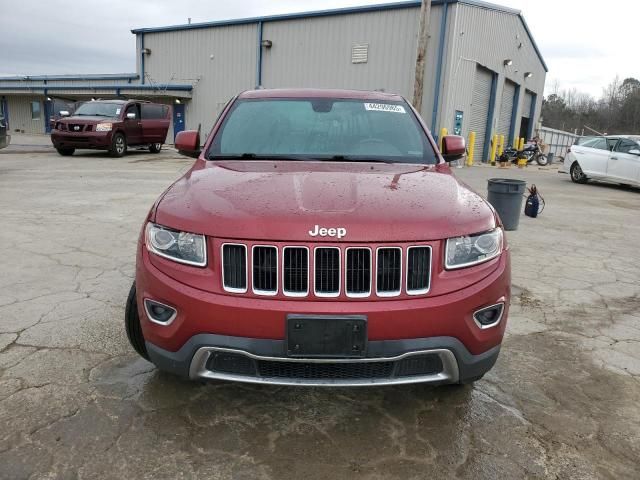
500;140;548;166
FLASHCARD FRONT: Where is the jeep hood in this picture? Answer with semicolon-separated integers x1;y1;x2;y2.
154;160;497;242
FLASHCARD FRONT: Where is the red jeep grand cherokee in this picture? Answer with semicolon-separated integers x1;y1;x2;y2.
125;89;510;386
51;99;170;157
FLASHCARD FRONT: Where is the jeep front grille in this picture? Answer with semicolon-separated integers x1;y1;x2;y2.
221;243;431;298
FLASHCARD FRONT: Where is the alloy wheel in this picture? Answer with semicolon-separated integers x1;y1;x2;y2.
572;163;584;182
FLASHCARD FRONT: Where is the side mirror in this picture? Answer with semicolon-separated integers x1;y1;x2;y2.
59;110;70;117
126;112;136;120
628;149;640;156
441;135;466;162
175;130;201;158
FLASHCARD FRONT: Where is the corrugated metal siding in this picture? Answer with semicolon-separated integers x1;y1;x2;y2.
497;79;516;138
469;67;492;159
142;24;257;135
439;4;546;139
7;96;44;134
261;6;442;121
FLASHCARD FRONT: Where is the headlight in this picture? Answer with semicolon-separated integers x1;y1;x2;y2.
145;223;206;267
445;228;503;269
95;123;112;132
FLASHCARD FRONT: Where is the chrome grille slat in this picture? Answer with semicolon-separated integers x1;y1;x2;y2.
252;246;277;295
406;246;432;295
346;248;371;297
222;244;247;293
283;247;309;296
314;247;340;296
376;248;402;296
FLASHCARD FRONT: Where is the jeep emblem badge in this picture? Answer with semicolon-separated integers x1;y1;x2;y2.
74;125;80;131
308;225;347;239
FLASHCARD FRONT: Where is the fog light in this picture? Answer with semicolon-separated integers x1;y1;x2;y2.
144;299;177;325
473;303;504;329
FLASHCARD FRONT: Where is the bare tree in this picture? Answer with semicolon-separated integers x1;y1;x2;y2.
542;75;640;134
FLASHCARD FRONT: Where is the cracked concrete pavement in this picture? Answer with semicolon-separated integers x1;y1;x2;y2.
0;147;639;479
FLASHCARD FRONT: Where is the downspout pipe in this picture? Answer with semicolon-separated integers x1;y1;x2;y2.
256;21;264;88
140;33;145;85
431;1;449;137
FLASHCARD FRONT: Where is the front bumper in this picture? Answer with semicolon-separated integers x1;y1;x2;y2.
147;334;500;386
51;130;112;149
138;244;510;385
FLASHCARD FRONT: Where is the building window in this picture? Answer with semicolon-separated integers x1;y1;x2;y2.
31;101;41;120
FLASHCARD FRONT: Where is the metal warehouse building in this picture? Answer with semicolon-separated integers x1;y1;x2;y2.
0;0;546;161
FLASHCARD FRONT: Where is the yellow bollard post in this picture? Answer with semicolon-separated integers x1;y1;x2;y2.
513;137;519;149
467;132;476;166
439;128;448;151
517;138;527;168
489;135;498;165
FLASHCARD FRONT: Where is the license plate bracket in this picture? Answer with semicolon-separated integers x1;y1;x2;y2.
286;315;367;358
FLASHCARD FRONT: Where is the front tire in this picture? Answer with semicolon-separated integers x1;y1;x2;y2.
56;147;75;156
125;282;149;360
149;143;162;154
535;154;548;166
570;161;588;184
110;133;127;157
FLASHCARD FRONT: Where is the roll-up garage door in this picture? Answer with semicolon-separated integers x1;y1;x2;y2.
498;80;516;140
522;91;534;118
470;67;493;161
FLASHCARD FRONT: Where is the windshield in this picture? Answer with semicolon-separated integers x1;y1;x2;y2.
207;98;438;164
74;102;122;117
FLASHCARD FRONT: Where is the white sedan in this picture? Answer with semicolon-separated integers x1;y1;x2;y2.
563;136;640;187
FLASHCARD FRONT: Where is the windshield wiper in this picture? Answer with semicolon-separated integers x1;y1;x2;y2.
318;155;394;164
208;153;312;161
208;153;395;163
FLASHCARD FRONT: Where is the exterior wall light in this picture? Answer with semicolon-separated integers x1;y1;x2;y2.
261;40;273;48
175;99;181;104
503;59;513;67
142;48;152;56
524;72;533;78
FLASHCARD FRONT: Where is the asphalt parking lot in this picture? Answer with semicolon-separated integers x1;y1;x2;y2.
1;144;639;479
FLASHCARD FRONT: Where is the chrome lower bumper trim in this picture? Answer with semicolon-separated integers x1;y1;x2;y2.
189;346;459;386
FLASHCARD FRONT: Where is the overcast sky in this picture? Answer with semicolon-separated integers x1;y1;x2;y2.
0;0;636;99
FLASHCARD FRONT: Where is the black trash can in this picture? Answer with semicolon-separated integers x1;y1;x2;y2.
487;178;527;231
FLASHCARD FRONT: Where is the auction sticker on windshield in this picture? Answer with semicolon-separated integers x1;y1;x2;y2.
364;103;407;114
